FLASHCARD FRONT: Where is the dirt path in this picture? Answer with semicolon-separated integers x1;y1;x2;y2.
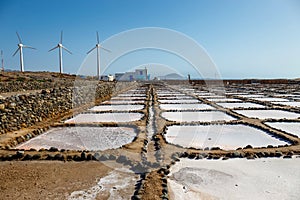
0;161;112;200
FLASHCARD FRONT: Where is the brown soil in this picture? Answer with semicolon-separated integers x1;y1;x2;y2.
141;171;163;200
0;161;111;200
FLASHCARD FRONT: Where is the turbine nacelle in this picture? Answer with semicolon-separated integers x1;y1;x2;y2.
18;43;23;47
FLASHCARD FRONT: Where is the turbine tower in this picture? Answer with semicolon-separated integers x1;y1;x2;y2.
87;31;110;80
1;50;4;72
49;31;72;74
13;32;36;72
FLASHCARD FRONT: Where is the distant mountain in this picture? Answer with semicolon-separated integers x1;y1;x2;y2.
157;73;186;80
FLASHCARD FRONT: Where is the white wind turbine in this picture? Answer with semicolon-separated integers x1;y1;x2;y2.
13;32;36;72
87;32;110;80
49;31;72;74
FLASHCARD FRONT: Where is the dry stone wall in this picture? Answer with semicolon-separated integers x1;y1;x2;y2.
0;81;136;134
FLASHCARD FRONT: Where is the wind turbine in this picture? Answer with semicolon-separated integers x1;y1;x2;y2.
13;32;36;72
49;31;72;74
87;31;110;80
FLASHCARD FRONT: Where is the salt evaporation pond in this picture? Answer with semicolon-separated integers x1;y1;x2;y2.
217;102;264;109
168;158;300;200
158;96;194;99
16;126;137;151
272;101;300;107
165;125;287;149
65;113;143;123
197;95;225;98
103;100;145;104
161;111;235;122
160;104;215;110
237;94;265;98
117;94;146;97
252;97;289;102
89;104;144;111
265;122;300;137
111;96;146;100
157;94;187;98
235;110;300;120
206;98;242;102
158;99;200;104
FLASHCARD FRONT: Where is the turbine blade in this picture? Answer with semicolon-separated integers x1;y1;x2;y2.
97;31;99;44
23;45;36;50
87;46;97;54
12;48;20;56
100;46;111;52
60;31;63;44
16;32;22;43
48;46;58;52
62;46;72;54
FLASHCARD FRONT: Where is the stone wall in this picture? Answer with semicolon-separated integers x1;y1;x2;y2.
0;81;136;134
0;80;75;93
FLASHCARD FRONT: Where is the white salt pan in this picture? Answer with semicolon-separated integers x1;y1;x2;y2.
206;98;242;102
168;158;300;200
237;94;265;98
158;99;200;104
272;101;300;107
265;122;300;137
16;126;137;151
111;96;145;100
252;97;289;102
217;102;264;109
165;125;287;150
160;104;215;110
65;113;143;123
103;100;145;104
161;111;235;122
89;105;144;111
234;110;300;120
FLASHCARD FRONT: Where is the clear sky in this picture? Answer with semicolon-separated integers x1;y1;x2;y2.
0;0;300;79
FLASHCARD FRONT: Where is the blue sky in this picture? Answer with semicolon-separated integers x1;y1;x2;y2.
0;0;300;79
